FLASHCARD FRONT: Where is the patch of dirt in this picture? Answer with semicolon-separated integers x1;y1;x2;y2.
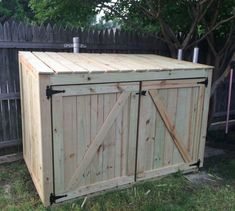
184;171;223;185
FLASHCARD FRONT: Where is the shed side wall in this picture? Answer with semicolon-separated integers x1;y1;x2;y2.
19;60;44;203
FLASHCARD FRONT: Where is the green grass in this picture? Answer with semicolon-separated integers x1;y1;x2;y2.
0;151;235;211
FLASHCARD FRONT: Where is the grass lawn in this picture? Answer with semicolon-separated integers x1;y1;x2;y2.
0;149;235;211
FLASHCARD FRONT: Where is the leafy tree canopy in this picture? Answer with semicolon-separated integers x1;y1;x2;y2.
29;0;103;26
0;0;33;22
99;0;235;47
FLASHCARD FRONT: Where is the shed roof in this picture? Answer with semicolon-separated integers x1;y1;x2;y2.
19;52;213;74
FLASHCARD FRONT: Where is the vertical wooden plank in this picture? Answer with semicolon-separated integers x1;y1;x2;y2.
127;93;139;176
93;29;99;53
192;85;205;161
144;92;156;171
39;75;53;206
188;87;199;158
104;29;109;53
0;23;3;41
102;93;109;181
114;92;122;177
52;24;59;42
120;93;128;177
96;94;104;182
163;89;178;166
109;29;115;53
52;95;64;194
137;91;154;176
90;94;98;183
199;70;213;166
13;80;20;145
3;21;11;41
115;29;120;53
136;94;147;177
84;95;92;186
39;24;46;43
24;70;32;164
18;22;26;42
103;93;116;180
46;23;53;43
1;83;9;142
173;88;190;164
153;90;166;169
0;86;3;142
19;64;26;158
63;96;77;191
76;95;91;186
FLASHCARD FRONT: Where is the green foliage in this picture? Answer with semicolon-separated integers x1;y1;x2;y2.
0;0;33;22
29;0;102;27
1;153;235;211
101;0;235;39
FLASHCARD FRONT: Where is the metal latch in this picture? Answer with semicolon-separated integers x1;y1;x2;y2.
46;86;65;99
136;90;147;96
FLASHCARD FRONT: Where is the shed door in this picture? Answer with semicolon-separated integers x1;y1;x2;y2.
136;79;205;180
52;83;139;197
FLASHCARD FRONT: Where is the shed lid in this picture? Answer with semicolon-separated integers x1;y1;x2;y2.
19;51;213;74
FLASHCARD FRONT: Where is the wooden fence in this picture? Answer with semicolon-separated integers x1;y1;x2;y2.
0;20;169;156
213;77;235;123
0;20;234;156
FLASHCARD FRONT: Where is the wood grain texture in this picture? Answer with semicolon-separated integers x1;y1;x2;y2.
20;52;212;74
50;70;208;85
149;90;192;163
67;92;129;189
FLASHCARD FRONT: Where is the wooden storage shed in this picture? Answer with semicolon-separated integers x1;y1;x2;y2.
19;52;213;206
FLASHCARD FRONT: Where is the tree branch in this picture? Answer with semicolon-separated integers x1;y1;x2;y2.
206;36;217;56
186;14;235;49
182;0;215;48
219;25;235;56
211;52;235;96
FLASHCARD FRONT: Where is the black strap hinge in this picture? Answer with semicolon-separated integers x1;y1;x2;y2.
50;193;67;204
197;78;208;87
136;90;147;96
189;159;201;168
46;86;65;99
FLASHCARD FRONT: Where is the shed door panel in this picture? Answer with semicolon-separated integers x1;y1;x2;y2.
137;79;205;180
52;83;139;195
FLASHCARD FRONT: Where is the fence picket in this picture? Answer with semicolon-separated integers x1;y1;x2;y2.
46;23;53;43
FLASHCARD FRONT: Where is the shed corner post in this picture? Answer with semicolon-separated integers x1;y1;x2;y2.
198;68;213;167
39;74;54;206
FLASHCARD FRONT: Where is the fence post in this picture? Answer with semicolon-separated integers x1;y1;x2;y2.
225;61;235;134
177;49;183;60
193;47;199;63
73;37;79;53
